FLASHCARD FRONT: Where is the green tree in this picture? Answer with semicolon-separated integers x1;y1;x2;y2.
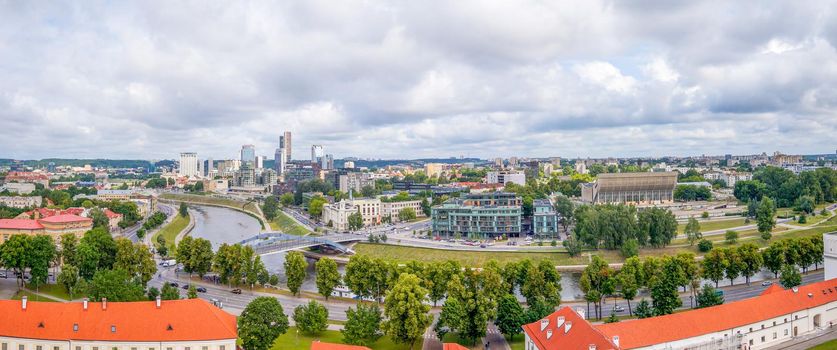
342;304;383;346
189;238;214;277
87;269;146;302
146;286;160;300
780;264;802;289
315;257;341;300
553;194;574;232
424;260;462;306
439;271;495;345
650;257;683;316
187;285;198;299
795;195;815;214
725;230;739;245
562;234;583;257
383;273;432;350
345;255;375;300
397;207;417;222
696;284;724;308
684;217;702;246
60;233;78;266
579;255;614;320
284;251;307;296
160;283;180;300
619;257;641;315
634;299;653;318
420;198;431;217
0;234;31;287
28;235;56;288
176;236;194;272
737;243;763;285
308;196;327;218
638;207;678;248
698;239;713;252
80;227;117;270
280;193;295;207
262;196;279;221
756;197;776;240
238;297;289;350
57;264;80;299
348;211;364;231
702;249;727;288
620;238;639;258
293;300;329;335
495;294;525;341
179;202;188;217
762;241;786;278
113;238;156;286
723;248;744;286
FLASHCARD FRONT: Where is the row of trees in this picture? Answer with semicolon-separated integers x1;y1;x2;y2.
735;166;837;207
571;204;678;253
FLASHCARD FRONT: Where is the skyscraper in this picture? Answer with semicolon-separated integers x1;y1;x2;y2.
240;144;256;166
284;131;292;162
311;145;324;164
256;155;265;169
276;135;287;176
179;152;198;178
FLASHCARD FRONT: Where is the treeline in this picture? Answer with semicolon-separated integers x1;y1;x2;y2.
674;184;712;201
568;205;677;256
734;166;837;207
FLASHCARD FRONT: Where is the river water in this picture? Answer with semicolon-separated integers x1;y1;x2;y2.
188;205;787;301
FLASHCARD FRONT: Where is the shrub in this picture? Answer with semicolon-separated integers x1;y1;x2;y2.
698;239;713;252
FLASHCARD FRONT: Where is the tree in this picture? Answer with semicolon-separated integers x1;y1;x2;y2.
762;241;786;278
179;202;188;217
342;304;383;346
383;273;432;350
87;269;146;302
579;256;614;320
238;297;289;350
315;257;341;300
294;300;329;335
438;271;496;345
187;285;198;299
723;248;744;286
780;264;802;289
160;283;180;300
734;180;767;202
696;284;724;308
424;260;461;306
638;207;678;248
553;194;574;232
308;196;327;218
634;299;653;319
0;234;31;287
57;265;80;299
702;249;727;288
420;198;431;217
146;286;160;300
80;227;117;270
28;235;56;288
684;217;702;246
348;211;364;231
619;257;641;315
698;239;713;252
60;233;78;266
620;238;639;258
650;257;683;316
345;255;375;300
737;243;763;285
495;294;525;341
796;195;815;214
262;196;279;221
189;238;214;277
283;251;307;296
725;230;739;245
756;197;776;240
562;235;583;257
397;207;417;222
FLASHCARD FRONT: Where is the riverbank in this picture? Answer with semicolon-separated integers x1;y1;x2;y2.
160;193;266;230
154;213;190;251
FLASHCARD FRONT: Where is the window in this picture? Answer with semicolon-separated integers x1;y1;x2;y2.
785;318;788;323
785;329;789;336
202;347;208;350
773;332;777;339
36;346;42;350
54;347;59;350
796;315;799;320
773;321;776;326
761;336;765;342
219;347;225;350
19;346;24;350
761;324;765;329
1;343;6;350
749;340;754;346
749;327;753;332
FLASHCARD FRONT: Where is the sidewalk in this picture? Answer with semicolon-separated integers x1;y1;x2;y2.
764;327;837;350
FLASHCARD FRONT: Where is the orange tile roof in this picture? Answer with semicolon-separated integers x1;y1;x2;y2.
443;343;470;350
523;307;617;350
310;342;371;350
760;283;783;296
594;278;837;349
103;209;122;219
0;299;236;342
0;219;44;230
38;214;92;224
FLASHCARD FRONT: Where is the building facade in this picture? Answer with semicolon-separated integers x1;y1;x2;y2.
532;199;559;239
381;200;425;222
178;152;199;178
0;196;42;209
431;192;523;238
486;170;526;186
322;198;381;230
0;214;92;244
581;172;677;205
0;298;237;350
339;172;374;194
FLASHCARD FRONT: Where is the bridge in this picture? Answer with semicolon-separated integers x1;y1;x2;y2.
239;232;363;255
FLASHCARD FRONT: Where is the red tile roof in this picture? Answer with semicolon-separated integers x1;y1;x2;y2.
103;209;122;219
310;342;371;350
38;214;92;224
594;278;837;349
523;307;617;350
0;299;236;342
759;283;784;296
443;344;470;350
0;219;44;230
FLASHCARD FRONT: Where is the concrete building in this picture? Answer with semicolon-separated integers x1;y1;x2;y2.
704;171;753;188
284;131;293;162
381;199;426;222
0;182;36;194
424;163;446;178
311;145;324;164
344;161;356;169
179;152;199;178
323;154;334;170
4;172;49;187
96;190;133;201
322;198;381;230
339;172;374;194
431;192;522;238
574;161;588;175
255;155;265;169
240;144;256;166
524;278;837;349
532;199;559;239
486;170;526;186
0;298;236;350
0;214;93;243
581;172;677;205
824;233;837;281
0;196;42;209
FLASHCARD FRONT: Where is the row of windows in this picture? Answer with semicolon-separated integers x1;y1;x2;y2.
0;345;226;350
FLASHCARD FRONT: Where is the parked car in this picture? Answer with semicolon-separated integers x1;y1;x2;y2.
0;271;6;279
196;287;207;293
169;282;179;288
181;284;190;290
231;288;242;294
761;281;773;286
613;305;625;312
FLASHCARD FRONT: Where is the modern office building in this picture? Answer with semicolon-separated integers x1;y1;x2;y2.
256;155;265;169
323;154;334;170
532;199;559;239
339;172;374;194
204;158;214;177
581;172;677;205
524;278;837;349
179;152;199;178
311;145;324;164
284;131;293;162
431;192;523;238
0;298;237;349
240;144;256;166
486;170;526;186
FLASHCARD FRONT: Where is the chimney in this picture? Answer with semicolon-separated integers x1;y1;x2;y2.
540;319;550;331
101;298;107;310
555;316;565;329
156;296;162;309
576;307;586;320
792;286;799;293
612;336;620;347
565;322;573;334
589;345;597;350
83;298;89;310
21;296;27;310
546;330;553;339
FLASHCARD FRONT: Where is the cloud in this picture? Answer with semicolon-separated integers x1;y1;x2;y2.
0;0;836;160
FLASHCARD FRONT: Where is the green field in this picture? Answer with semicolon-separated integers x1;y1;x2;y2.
352;243;615;267
25;283;71;301
807;339;837;350
153;213;190;251
161;193;265;229
677;218;747;234
12;290;59;302
270;327;409;350
268;210;312;236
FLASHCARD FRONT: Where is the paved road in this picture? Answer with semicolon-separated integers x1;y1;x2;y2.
122;203;175;243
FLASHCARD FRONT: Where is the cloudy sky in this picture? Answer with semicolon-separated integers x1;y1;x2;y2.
2;1;836;161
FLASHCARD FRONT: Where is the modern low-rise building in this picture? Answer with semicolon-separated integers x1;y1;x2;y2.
486;170;526;186
381;199;425;222
581;172;677;205
524;278;837;350
0;298;237;350
431;192;522;238
532;199;559;239
338;172;374;194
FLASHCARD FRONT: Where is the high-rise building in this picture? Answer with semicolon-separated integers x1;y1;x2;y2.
240;145;256;166
311;145;324;164
179;152;198;178
275;147;286;176
255;155;265;169
204;158;214;177
323;154;334;170
284;131;292;162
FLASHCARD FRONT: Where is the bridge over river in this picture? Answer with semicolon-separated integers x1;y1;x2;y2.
239;232;363;255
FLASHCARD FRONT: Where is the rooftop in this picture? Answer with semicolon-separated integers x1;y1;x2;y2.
0;218;44;230
38;214;93;224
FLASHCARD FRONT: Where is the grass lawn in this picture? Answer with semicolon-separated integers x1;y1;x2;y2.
807;338;837;350
25;283;71;301
12;289;59;302
796;212;836;226
507;336;525;350
270;327;409;350
352;243;620;267
153;213;190;251
269;210;313;236
162;193;265;229
677;218;747;234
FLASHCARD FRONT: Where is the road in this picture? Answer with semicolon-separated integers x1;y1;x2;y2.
121;203;175;243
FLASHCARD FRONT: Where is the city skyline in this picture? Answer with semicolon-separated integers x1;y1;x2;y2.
1;1;837;160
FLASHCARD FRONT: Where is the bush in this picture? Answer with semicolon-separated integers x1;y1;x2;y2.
551;240;557;247
798;214;807;224
701;211;710;219
697;239;713;252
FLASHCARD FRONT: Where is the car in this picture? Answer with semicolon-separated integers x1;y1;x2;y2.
0;271;6;278
231;288;242;294
181;284;190;290
613;305;625;312
196;287;207;293
761;281;773;286
169;282;179;288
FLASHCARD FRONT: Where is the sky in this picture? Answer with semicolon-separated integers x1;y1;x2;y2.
1;1;836;161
